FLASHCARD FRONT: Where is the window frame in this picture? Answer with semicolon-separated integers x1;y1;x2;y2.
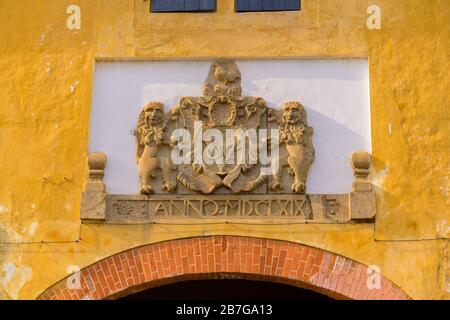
235;0;301;12
151;0;217;13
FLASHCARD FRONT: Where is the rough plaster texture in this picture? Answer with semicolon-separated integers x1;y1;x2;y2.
0;0;448;299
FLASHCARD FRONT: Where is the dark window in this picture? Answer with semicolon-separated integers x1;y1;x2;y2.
236;0;300;12
151;0;216;13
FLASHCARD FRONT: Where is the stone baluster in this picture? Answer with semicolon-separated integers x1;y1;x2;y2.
351;151;373;192
350;151;376;221
81;152;107;220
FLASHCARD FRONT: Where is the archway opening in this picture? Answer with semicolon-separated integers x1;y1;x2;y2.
119;279;333;300
38;236;410;300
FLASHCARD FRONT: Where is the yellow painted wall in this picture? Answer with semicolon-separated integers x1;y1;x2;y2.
0;0;448;300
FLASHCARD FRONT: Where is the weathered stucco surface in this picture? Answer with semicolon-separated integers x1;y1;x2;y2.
0;0;448;299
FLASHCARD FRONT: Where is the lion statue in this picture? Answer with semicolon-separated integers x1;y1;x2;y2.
243;101;315;194
274;101;315;194
134;102;177;195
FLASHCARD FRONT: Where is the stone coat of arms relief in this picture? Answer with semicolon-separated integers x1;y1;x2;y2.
81;61;376;223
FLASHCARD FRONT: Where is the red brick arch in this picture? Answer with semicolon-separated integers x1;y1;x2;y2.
38;236;410;300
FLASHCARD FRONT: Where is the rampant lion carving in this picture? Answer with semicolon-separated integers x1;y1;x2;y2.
134;102;177;195
244;101;315;194
274;101;315;194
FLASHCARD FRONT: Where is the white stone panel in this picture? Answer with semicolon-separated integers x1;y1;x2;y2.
89;59;371;194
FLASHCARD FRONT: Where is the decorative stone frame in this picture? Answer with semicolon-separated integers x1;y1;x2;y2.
81;61;376;224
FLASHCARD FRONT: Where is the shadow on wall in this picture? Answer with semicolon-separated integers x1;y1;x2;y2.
305;107;370;193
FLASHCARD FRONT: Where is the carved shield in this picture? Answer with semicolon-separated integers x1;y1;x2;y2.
177;94;268;194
